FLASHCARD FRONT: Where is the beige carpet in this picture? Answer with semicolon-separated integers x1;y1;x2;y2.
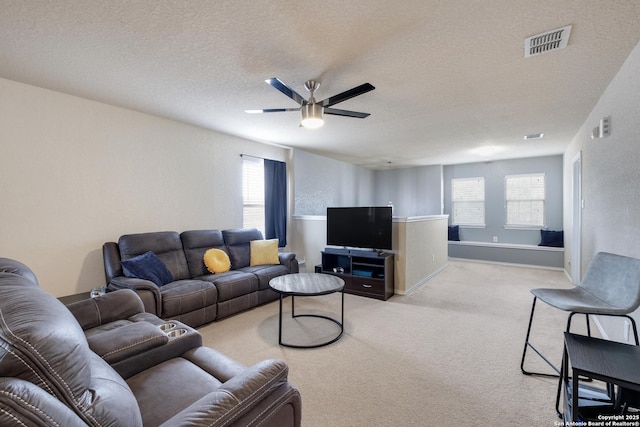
198;260;581;426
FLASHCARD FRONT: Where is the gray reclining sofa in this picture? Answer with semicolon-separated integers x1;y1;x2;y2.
103;228;298;327
0;257;302;426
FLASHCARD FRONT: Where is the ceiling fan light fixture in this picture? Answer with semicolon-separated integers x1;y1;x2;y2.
301;102;324;129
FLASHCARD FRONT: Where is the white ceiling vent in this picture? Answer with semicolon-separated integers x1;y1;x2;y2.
524;25;572;57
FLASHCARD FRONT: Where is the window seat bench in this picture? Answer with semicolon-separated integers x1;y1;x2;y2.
448;240;564;269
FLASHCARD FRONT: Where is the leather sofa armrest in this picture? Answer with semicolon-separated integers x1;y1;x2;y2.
278;252;299;273
103;241;123;283
160;359;300;427
0;378;87;427
66;289;145;330
111;321;202;379
182;346;248;381
109;276;162;316
86;322;169;364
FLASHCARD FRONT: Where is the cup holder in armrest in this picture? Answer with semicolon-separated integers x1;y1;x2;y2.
167;328;188;338
158;322;177;331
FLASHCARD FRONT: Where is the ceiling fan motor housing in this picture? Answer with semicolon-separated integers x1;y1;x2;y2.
301;102;324;128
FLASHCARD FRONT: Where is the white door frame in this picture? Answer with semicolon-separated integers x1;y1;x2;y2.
571;152;582;284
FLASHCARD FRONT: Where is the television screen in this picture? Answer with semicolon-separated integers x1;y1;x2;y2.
326;206;393;250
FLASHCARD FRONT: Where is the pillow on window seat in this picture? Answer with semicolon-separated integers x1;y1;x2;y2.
448;225;460;241
539;229;564;247
121;251;173;286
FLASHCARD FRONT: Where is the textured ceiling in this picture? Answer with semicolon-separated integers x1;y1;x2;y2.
1;1;639;168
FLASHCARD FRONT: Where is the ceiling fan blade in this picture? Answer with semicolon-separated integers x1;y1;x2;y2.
320;83;375;107
245;108;300;113
324;108;370;118
266;78;307;106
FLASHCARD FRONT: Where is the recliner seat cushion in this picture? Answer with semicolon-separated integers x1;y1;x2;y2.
198;270;259;302
239;264;290;290
159;279;218;318
127;356;224;426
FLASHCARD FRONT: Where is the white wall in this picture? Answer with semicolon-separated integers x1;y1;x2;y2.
563;40;640;341
0;78;291;297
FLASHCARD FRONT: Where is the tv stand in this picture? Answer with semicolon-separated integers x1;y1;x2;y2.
320;249;394;300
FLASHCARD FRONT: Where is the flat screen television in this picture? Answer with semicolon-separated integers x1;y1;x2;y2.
326;206;393;250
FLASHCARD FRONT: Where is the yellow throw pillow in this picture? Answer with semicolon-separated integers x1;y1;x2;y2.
250;239;279;266
203;248;231;274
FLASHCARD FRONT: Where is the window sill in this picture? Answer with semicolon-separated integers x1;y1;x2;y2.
504;225;544;231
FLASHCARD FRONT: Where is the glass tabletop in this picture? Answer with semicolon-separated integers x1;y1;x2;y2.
269;273;345;296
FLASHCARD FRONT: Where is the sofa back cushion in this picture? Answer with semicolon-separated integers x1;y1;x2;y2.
222;228;264;269
118;231;190;281
180;229;228;277
0;272;143;426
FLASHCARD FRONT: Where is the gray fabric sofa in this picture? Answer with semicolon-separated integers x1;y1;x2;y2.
103;228;298;327
0;258;302;426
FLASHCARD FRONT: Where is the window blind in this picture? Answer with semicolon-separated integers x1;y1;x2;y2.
242;157;265;236
452;177;485;226
505;173;545;227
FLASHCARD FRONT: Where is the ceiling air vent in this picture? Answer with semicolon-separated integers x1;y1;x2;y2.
524;25;572;57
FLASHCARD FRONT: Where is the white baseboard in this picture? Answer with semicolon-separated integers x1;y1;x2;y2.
396;263;449;295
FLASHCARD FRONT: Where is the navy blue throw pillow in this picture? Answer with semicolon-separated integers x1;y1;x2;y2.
448;225;460;241
539;230;564;247
121;251;173;287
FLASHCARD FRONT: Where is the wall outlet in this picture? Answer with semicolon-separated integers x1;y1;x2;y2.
492;236;498;243
432;254;435;262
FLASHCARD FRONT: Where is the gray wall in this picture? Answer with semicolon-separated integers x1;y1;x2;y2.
293;150;375;215
374;165;443;216
564;39;640;271
563;40;640;341
294;150;443;217
443;155;564;245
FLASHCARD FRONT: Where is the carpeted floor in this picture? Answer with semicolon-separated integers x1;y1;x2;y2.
198;260;579;426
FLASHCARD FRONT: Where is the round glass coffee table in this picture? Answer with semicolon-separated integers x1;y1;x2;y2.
269;273;345;348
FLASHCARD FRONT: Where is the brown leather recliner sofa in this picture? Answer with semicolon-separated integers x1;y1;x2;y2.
0;258;302;426
103;228;298;328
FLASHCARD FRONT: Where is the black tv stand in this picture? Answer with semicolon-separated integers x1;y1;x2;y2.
320;248;394;301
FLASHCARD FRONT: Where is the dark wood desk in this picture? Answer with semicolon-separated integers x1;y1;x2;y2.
561;332;640;424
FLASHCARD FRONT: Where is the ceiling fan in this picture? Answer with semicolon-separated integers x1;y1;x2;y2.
246;78;375;129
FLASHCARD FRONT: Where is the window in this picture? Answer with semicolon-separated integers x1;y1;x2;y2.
505;173;545;227
451;177;485;226
242;157;265;236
